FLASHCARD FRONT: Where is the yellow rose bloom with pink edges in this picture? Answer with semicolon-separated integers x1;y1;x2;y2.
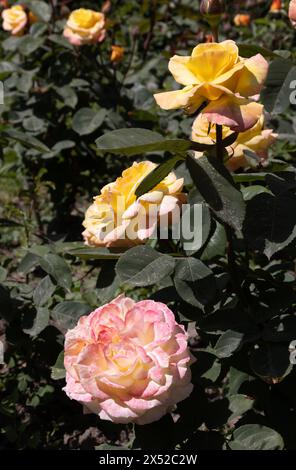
2;5;27;36
82;161;186;248
63;8;106;46
192;111;277;171
63;295;195;424
154;40;268;132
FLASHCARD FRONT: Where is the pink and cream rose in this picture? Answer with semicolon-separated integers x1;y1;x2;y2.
63;8;106;46
2;5;27;36
63;295;195;425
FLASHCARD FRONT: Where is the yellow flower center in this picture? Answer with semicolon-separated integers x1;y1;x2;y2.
72;9;98;29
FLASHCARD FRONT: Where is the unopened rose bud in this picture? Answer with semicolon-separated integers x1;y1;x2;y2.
233;14;251;27
110;45;124;63
102;0;112;14
270;0;282;12
200;0;225;17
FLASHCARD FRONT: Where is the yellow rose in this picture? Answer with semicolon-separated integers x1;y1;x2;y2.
82;161;186;248
2;5;27;36
154;40;268;132
63;8;106;46
192;112;277;171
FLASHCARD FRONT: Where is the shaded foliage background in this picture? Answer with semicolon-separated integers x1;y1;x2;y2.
1;0;296;450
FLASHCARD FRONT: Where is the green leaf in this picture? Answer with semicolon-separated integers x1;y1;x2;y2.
179;198;212;255
174;257;216;308
233;173;267;183
250;343;292;384
55;86;78;110
67;246;124;260
51;351;66;380
228;367;255;396
72;108;107;136
23;307;49;337
201;222;227;260
2;36;23;52
48;34;74;50
95;444;131;450
116;246;175;287
51;140;76;152
229;424;284;450
96;128;192;156
214;330;244;358
228;394;254;421
135;155;184;197
238;44;280;59
243;191;296;256
17;69;37;93
33;275;55;307
200;358;221;383
0;267;7;283
19;37;45;56
18;252;41;274
39;254;72;290
242;185;270;201
30;22;47;37
26;1;52;22
96;263;120;304
4;129;50;153
186;155;246;234
23;116;45;133
51;301;92;331
261;59;295;114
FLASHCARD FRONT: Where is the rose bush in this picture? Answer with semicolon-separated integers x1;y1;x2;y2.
1;0;296;452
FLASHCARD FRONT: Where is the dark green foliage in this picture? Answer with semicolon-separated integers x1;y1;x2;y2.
1;0;296;451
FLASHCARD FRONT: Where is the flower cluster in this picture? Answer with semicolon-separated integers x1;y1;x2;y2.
1;5;123;59
63;295;194;425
